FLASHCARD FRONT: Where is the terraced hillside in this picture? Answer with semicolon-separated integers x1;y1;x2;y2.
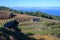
0;11;60;40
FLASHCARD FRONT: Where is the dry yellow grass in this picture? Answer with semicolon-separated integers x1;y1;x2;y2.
29;34;57;40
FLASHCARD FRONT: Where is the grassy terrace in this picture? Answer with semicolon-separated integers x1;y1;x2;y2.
17;21;60;35
0;18;60;35
0;18;15;27
0;18;60;40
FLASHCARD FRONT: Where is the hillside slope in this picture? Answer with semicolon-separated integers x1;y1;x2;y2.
0;6;60;40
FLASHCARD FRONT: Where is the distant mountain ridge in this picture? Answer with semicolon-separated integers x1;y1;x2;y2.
12;7;60;16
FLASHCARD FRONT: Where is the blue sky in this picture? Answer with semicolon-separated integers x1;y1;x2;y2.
0;0;60;7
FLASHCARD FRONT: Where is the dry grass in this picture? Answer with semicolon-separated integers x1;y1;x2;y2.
29;34;57;40
0;11;12;19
